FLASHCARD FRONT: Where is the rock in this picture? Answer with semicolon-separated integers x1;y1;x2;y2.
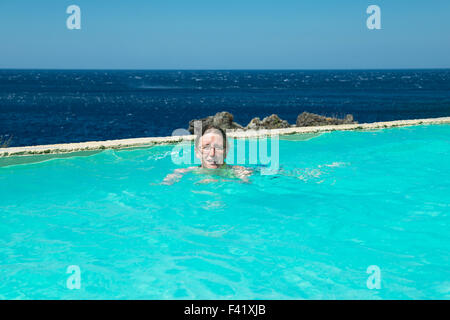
188;111;356;133
262;114;291;129
296;112;357;127
0;135;12;148
345;114;354;123
188;111;244;133
246;117;262;130
245;114;291;130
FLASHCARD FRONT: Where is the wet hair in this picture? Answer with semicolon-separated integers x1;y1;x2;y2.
194;124;228;150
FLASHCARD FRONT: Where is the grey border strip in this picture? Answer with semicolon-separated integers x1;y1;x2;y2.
1;117;449;157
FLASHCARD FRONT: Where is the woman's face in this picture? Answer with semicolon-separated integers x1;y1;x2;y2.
196;130;227;169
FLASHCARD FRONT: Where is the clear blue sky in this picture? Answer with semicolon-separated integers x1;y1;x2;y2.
1;0;449;69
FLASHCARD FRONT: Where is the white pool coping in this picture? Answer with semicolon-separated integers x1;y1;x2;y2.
1;116;449;157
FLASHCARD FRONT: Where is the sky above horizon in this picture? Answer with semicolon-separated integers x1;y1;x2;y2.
1;0;450;69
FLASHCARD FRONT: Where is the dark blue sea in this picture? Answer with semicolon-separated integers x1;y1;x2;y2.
1;69;449;147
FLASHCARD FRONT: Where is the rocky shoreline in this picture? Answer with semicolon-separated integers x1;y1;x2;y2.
188;111;356;133
1;116;449;158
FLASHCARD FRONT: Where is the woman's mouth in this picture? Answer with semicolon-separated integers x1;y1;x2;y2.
205;158;220;167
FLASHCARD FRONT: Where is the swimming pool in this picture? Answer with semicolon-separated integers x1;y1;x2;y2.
0;124;449;299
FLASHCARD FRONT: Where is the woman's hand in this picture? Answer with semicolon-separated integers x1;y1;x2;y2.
161;166;197;185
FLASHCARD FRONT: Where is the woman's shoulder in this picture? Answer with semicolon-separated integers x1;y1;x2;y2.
231;165;253;171
175;166;198;173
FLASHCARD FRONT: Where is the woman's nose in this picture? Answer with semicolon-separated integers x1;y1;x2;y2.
209;147;216;156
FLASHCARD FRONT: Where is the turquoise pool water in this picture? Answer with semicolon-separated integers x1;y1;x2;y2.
0;124;449;299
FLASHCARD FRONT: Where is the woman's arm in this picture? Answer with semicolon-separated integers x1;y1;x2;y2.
161;166;197;185
233;166;253;183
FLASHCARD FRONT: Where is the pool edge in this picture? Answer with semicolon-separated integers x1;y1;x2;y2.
1;116;449;157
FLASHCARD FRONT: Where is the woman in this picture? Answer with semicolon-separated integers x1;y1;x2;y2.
162;124;252;185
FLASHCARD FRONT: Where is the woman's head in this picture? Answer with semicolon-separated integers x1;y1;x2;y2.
195;125;229;169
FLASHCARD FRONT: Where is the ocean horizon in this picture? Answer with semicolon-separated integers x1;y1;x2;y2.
1;69;450;147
